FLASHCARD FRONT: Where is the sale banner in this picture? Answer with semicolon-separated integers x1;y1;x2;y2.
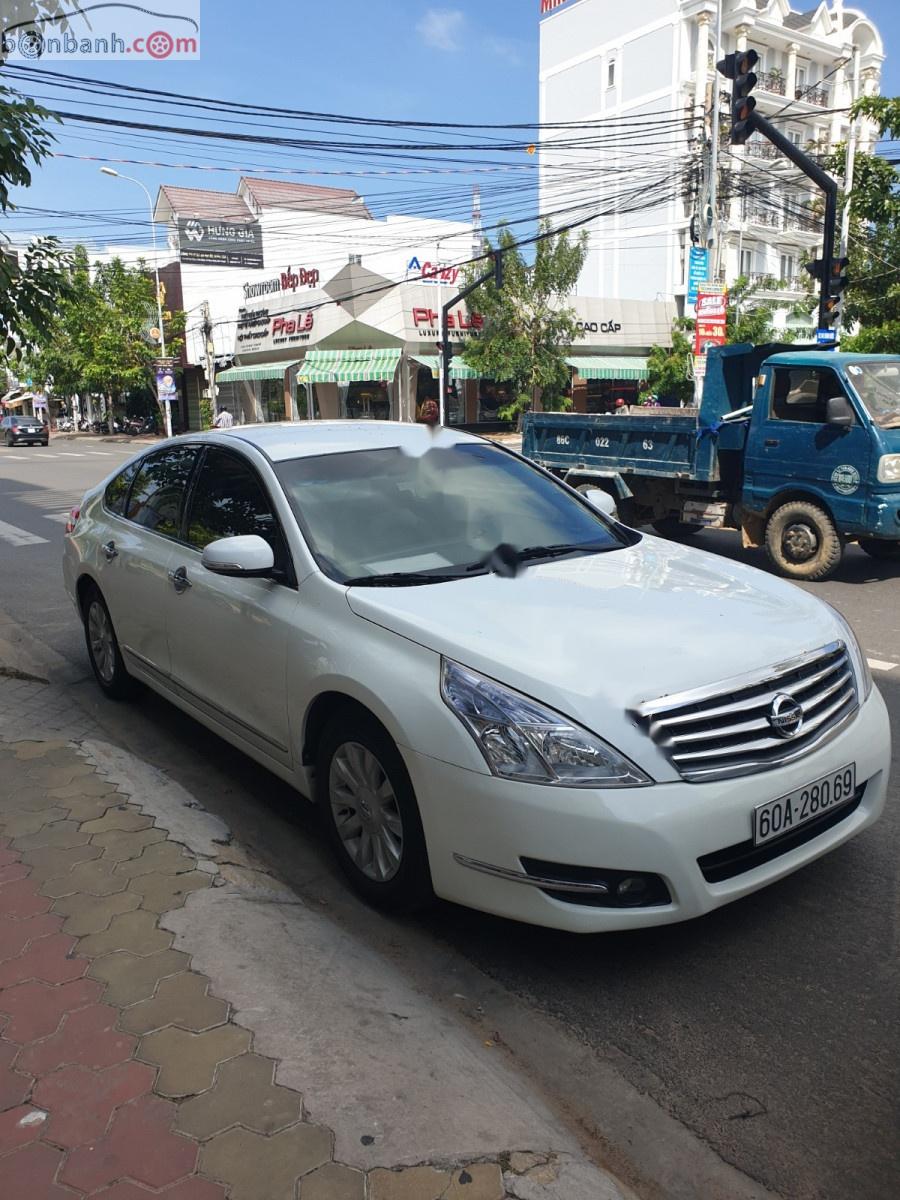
694;287;728;356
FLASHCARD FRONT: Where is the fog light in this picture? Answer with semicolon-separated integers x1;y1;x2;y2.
616;876;648;905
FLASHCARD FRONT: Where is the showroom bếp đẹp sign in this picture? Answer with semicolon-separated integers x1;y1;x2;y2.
243;265;321;301
178;217;264;269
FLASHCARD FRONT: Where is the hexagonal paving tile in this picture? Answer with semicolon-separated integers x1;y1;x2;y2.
367;1166;452;1200
11;821;87;852
131;870;211;914
0;932;87;988
18;842;103;884
52;890;141;936
0;912;62;964
60;1093;198;1193
81;808;155;835
89;1177;227;1200
0;808;69;839
201;1124;332;1200
0;878;54;919
0;977;101;1043
33;1060;155;1148
41;858;131;899
92;827;167;864
120;971;229;1036
78;910;174;959
116;840;196;879
299;1162;367;1200
89;948;191;1006
15;1002;137;1074
137;1025;251;1098
1;1139;73;1199
175;1053;303;1139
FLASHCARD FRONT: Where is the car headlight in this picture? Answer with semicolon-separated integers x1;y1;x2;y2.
828;607;873;701
877;454;900;484
441;659;652;788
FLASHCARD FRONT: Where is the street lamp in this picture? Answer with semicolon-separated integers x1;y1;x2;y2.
100;167;172;437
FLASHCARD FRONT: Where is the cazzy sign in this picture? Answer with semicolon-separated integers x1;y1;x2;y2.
243;265;320;301
407;257;461;286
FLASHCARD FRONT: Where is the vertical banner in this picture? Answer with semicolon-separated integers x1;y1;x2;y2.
694;286;728;356
687;247;710;305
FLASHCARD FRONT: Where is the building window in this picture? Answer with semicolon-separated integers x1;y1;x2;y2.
796;64;807;94
779;253;795;283
787;127;802;146
607;58;616;89
740;249;753;278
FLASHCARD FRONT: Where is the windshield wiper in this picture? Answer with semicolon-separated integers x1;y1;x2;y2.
343;570;473;587
475;541;612;577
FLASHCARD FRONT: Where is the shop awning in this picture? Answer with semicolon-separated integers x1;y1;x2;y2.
410;355;478;381
297;348;401;384
566;356;649;381
216;361;300;383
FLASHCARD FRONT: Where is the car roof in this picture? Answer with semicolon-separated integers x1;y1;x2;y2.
765;352;899;368
183;421;484;464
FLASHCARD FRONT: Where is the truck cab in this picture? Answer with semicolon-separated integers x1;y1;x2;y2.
740;352;900;578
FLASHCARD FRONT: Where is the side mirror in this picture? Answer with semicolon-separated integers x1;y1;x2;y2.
825;395;854;427
201;535;275;578
583;488;618;519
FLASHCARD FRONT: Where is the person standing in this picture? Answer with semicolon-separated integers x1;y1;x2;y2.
213;406;234;429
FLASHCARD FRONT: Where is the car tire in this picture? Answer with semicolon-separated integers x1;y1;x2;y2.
315;708;433;913
82;584;134;700
4;433;12;447
765;500;843;581
858;537;900;561
651;515;701;539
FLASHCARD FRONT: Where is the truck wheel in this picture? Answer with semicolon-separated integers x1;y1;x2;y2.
858;538;900;561
651;516;701;539
765;501;843;581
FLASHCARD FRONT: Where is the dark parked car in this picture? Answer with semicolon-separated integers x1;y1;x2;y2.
2;414;49;447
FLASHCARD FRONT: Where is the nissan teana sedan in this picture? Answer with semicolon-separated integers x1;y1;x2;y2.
63;423;891;932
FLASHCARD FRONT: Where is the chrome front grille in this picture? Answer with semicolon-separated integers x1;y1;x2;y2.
634;641;858;783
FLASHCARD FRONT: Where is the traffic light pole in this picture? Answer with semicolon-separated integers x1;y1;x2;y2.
741;111;838;330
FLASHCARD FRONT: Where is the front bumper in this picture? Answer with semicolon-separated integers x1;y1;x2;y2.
865;491;900;539
403;687;891;932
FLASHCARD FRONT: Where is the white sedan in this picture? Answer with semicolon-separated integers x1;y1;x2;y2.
63;422;891;932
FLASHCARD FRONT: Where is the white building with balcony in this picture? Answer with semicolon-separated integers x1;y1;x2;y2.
538;0;885;333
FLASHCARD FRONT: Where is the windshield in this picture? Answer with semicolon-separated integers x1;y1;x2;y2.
845;360;900;430
275;442;628;583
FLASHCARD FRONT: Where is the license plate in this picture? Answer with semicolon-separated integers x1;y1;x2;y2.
753;763;856;846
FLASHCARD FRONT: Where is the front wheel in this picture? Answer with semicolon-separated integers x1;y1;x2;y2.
82;584;134;699
316;709;432;913
764;501;843;581
858;537;900;561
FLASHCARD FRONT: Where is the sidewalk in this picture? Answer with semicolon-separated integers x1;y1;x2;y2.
0;707;628;1200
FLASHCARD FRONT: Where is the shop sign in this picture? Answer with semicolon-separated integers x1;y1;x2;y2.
242;265;320;301
412;307;483;337
576;320;622;335
687;247;709;305
270;311;315;347
694;288;728;356
540;0;572;14
407;257;461;287
178;217;264;269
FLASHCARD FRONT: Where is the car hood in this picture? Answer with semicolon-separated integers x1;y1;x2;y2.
346;537;843;753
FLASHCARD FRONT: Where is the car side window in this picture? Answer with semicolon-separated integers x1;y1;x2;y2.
186;448;293;580
771;368;851;425
126;447;198;538
104;461;140;517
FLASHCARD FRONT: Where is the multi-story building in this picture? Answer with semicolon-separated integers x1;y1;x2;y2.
539;0;885;333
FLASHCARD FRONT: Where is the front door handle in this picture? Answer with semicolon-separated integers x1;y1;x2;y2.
102;540;118;561
764;438;780;447
167;566;192;593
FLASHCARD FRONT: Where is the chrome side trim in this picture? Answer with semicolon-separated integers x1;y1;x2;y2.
122;645;289;756
453;853;610;895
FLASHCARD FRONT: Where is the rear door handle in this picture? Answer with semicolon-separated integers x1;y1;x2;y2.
167;566;192;593
102;540;118;561
764;438;780;447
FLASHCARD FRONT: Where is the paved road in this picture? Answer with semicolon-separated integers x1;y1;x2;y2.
1;442;898;1200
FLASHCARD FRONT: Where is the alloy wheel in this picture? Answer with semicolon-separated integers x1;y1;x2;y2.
88;601;116;684
782;521;818;563
329;741;404;882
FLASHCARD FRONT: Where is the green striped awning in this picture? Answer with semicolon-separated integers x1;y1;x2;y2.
297;348;401;384
410;355;478;381
216;360;299;383
566;356;649;381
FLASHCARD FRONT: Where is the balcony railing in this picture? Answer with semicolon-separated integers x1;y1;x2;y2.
747;208;781;228
743;209;820;234
757;71;787;96
745;142;779;160
796;86;829;108
747;273;809;293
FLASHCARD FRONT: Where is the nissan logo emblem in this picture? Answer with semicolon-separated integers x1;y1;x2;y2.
768;694;804;740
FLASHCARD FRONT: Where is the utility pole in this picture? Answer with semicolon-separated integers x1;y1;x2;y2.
835;45;861;339
440;251;504;425
201;301;216;429
707;0;724;274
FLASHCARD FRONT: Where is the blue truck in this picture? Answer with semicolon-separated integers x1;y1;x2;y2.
521;343;900;581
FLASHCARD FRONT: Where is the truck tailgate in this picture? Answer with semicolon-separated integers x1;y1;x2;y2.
522;410;705;478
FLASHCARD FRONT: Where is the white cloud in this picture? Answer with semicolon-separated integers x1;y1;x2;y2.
484;36;525;65
416;8;465;52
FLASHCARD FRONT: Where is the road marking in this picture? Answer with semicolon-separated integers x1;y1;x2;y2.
867;658;897;673
43;513;71;524
56;452;86;458
1;455;31;461
0;520;49;547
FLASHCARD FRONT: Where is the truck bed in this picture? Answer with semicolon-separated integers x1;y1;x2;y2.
522;408;718;482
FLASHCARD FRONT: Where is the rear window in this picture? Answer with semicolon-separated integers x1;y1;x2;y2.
104;461;141;517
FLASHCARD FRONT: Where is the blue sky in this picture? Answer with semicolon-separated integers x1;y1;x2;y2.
4;0;899;253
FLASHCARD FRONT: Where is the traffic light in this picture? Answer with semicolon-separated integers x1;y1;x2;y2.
717;49;759;145
804;258;825;284
823;256;849;325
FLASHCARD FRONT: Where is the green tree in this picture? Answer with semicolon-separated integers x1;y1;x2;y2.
460;223;588;421
726;276;805;345
646;327;694;406
23;246;184;419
